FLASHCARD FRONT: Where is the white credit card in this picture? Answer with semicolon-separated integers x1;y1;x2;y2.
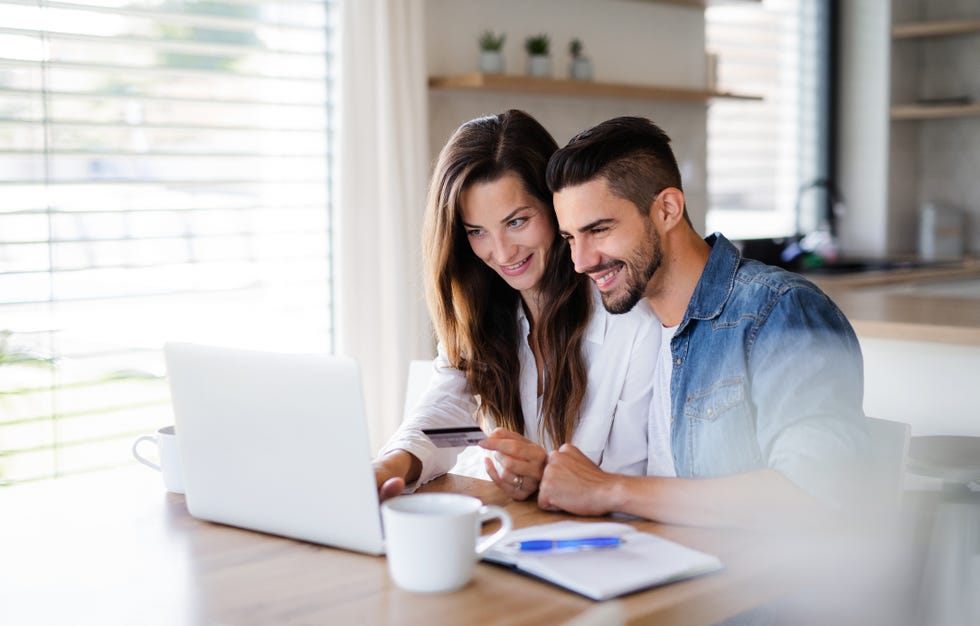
423;426;487;448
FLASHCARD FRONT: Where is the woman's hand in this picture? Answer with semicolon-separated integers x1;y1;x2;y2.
371;450;421;503
478;428;548;500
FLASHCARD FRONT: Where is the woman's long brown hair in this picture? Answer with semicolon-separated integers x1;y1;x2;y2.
422;110;591;446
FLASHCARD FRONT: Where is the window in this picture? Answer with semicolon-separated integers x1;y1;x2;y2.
705;0;832;241
0;0;336;485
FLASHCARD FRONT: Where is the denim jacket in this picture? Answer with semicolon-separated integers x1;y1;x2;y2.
669;234;867;506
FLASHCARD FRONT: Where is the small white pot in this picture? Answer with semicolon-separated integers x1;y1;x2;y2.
526;54;551;78
479;51;504;74
569;57;593;81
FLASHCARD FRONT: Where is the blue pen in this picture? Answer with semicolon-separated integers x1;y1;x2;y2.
518;536;622;551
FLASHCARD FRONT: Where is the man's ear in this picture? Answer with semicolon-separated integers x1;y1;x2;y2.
657;187;686;230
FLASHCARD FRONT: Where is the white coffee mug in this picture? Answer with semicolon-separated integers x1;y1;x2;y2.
381;493;512;593
132;425;185;494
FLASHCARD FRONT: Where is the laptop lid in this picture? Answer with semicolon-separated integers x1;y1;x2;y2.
164;342;385;555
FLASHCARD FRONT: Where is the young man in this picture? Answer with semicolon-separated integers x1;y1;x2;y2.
541;117;868;530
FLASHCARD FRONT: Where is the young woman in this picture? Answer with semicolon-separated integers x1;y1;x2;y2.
372;110;659;501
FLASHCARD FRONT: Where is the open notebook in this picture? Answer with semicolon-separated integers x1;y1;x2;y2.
483;521;723;601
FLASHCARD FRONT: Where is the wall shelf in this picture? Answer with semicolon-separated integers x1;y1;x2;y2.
428;73;762;104
627;0;761;7
891;102;980;120
892;18;980;39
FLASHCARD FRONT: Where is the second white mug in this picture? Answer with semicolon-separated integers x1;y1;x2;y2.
132;425;185;494
381;493;511;593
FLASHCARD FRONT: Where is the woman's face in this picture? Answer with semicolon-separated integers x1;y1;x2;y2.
459;172;556;299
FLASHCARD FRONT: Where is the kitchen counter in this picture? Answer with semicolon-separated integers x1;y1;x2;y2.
806;260;980;346
804;260;980;438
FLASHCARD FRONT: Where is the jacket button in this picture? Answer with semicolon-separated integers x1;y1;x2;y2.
675;357;682;365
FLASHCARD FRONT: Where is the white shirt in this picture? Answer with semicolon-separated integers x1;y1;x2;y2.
647;324;677;477
381;287;660;487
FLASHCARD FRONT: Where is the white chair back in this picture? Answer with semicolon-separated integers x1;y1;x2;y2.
863;416;911;512
403;359;436;420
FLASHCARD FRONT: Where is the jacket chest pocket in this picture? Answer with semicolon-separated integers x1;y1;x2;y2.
684;377;746;422
682;377;762;476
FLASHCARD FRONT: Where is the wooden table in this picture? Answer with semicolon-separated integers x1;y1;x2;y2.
0;467;913;626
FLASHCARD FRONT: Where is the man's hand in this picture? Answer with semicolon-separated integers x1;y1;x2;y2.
478;428;547;501
538;443;621;516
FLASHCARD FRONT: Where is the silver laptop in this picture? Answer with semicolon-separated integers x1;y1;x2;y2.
164;342;385;555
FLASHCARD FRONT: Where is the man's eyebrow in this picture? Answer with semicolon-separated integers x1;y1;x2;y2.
577;218;616;233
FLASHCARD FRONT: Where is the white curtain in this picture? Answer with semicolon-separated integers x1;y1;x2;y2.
334;0;433;450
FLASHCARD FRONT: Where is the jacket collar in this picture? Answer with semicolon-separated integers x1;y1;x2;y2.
684;233;740;323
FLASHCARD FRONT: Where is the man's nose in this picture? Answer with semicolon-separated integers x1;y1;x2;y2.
572;239;598;274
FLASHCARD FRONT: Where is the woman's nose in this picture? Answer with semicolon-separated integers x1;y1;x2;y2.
492;236;517;264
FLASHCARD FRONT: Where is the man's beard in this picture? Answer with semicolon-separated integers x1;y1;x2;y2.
600;221;662;315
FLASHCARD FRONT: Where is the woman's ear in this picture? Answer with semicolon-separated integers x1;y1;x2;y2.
657;187;687;230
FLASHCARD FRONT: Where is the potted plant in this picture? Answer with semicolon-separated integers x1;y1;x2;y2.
524;33;551;78
568;38;593;81
478;30;506;74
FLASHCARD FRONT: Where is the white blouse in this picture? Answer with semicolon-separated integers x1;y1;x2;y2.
380;287;660;488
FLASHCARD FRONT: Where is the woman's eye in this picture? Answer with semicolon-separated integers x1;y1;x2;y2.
466;229;483;237
508;217;527;228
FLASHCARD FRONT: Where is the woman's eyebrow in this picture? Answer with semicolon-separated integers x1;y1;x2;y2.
498;206;532;224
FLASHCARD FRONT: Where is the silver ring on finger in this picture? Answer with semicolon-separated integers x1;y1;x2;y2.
512;475;524;492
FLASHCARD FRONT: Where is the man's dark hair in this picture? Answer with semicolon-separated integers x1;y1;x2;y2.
546;117;688;223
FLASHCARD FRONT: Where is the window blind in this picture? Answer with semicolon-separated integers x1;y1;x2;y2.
705;0;829;240
0;0;336;485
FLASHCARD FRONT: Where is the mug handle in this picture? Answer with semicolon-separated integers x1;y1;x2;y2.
132;435;161;472
475;505;513;556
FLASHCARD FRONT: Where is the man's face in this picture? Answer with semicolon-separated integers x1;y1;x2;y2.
555;178;662;314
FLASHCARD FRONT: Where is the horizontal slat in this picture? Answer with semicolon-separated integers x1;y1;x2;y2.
1;148;327;157
0;84;329;108
1;203;326;215
0;27;330;72
0;58;331;88
1;232;330;246
0;280;326;306
0;398;168;434
0;176;329;185
52;0;331;8
0;424;168;459
2;0;330;33
0;117;325;133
